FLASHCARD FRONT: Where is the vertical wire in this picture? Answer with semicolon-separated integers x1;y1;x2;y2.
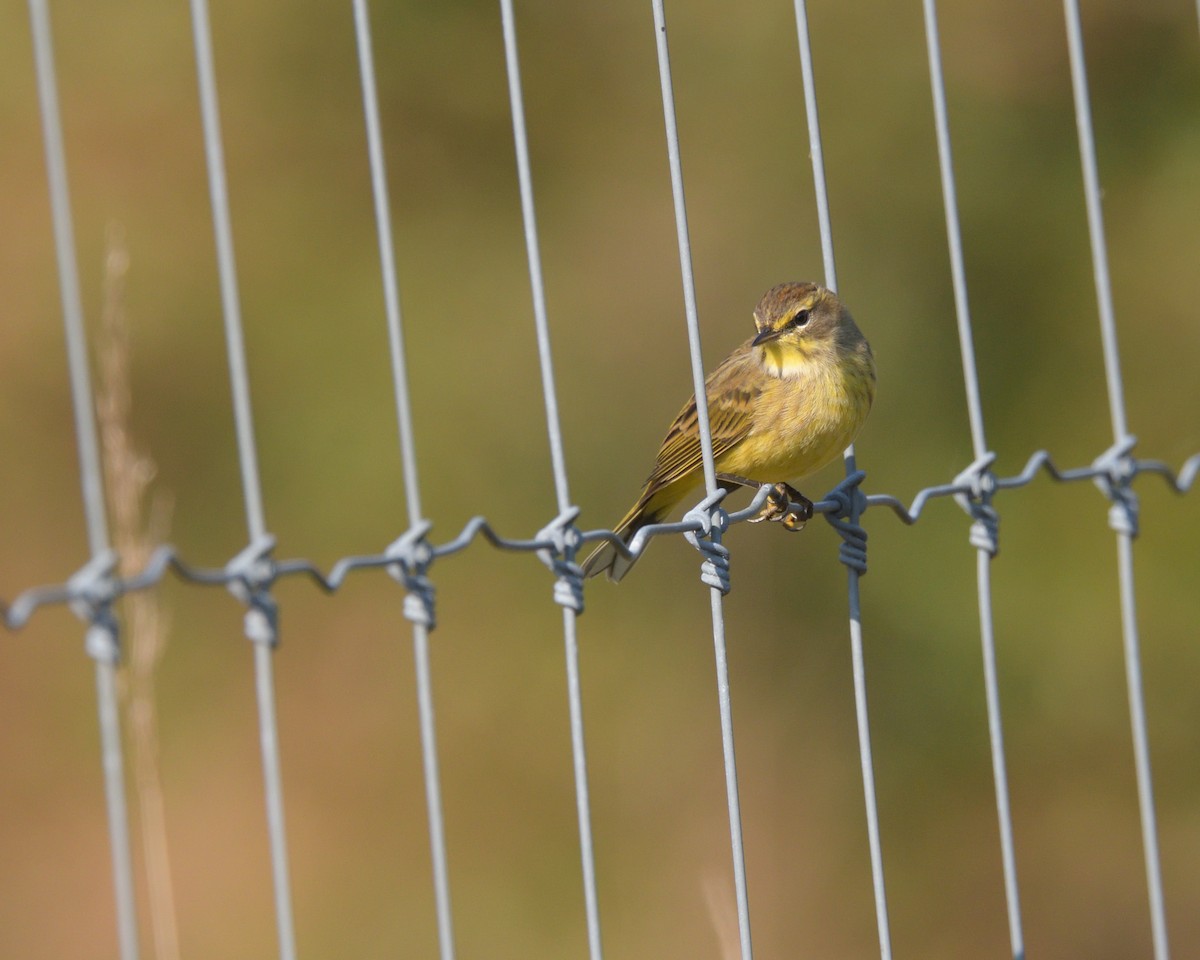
843;573;889;960
974;555;1023;959
251;640;297;960
187;3;296;958
921;3;1024;956
187;0;266;542
792;5;892;959
705;586;752;960
1115;532;1165;957
1062;0;1128;445
496;3;603;957
792;0;836;294
650;4;753;959
412;624;456;960
27;0;109;558
352;0;423;525
561;610;603;960
920;0;987;460
1062;4;1168;958
351;3;456;956
650;0;719;497
93;657;140;960
27;5;139;959
498;0;572;514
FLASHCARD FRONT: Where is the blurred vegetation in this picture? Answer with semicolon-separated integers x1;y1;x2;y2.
1;1;1198;958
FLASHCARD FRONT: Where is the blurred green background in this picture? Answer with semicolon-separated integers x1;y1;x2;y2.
2;1;1198;958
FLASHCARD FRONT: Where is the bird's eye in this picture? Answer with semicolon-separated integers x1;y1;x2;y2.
791;308;811;328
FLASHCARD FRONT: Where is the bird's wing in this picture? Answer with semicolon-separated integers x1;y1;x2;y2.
642;342;761;496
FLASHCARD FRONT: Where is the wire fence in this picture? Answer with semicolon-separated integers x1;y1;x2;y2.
4;2;1199;959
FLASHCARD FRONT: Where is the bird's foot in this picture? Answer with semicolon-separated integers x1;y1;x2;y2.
748;482;812;531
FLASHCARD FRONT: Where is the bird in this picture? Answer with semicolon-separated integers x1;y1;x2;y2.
582;281;875;582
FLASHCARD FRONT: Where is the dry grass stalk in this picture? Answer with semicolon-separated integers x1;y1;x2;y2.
703;870;742;960
97;222;181;960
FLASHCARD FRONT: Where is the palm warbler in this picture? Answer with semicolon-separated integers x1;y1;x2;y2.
583;281;875;581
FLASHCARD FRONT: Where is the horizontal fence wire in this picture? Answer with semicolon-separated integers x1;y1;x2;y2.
6;2;1200;959
3;453;1197;630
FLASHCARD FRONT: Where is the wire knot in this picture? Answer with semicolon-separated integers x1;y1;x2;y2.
683;490;731;594
67;550;122;664
224;535;280;647
1092;437;1140;538
822;471;870;575
953;452;1000;557
536;507;585;615
386;521;438;629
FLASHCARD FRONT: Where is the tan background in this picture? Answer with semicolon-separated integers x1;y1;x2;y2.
1;1;1198;957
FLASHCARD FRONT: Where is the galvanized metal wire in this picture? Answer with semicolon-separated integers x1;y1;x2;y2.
496;2;604;958
1062;1;1169;955
5;2;1199;959
27;3;138;959
6;451;1198;633
921;2;1023;956
650;4;755;959
793;4;892;958
352;4;456;958
188;1;296;956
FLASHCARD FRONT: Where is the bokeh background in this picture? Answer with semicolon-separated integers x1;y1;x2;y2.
2;1;1198;958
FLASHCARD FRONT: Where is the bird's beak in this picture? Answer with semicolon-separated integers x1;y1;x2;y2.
752;327;783;346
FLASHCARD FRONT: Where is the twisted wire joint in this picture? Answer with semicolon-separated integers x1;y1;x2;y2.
1092;436;1140;538
224;535;280;647
68;550;123;664
386;520;438;629
536;506;585;615
824;471;869;575
683;489;732;594
953;452;1000;557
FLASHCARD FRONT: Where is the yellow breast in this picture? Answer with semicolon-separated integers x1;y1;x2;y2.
717;343;874;483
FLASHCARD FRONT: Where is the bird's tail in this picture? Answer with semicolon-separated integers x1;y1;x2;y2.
581;497;664;583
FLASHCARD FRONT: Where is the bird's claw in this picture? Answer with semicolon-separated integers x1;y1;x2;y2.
749;482;811;531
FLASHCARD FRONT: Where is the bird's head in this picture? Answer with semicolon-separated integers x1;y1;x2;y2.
751;281;847;350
